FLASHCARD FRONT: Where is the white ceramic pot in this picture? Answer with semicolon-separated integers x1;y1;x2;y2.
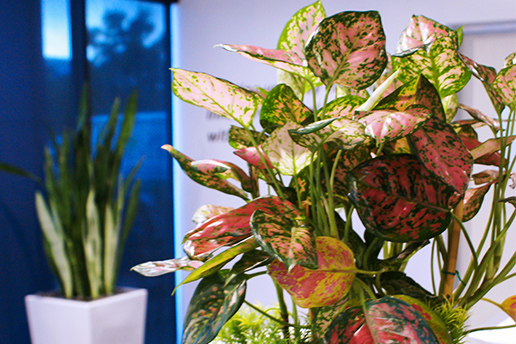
25;288;147;344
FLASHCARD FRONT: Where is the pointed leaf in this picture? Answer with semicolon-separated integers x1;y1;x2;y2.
162;144;249;201
396;15;455;53
190;159;253;192
192;204;234;225
229;249;272;277
262;122;314;176
251;205;317;271
228;125;264;150
347;154;460;242
356;105;431;144
470;136;516;161
463;184;492;222
312;299;349;343
459;134;501;166
234;145;273;170
493;64;516;109
183;271;246;344
268;236;356;308
319;95;366;120
505;52;516;67
472;170;499;185
459;103;500;132
305;11;387;89
132;257;203;277
171;68;262;127
409;117;473;194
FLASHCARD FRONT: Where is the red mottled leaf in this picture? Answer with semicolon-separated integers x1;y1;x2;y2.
347;154;460;242
463;184;492;222
234;145;273;170
171;68;262;127
493;64;516;108
312;299;349;343
251;205;317;271
305;11;387;89
325;296;439;344
409;117;473;194
162;145;249;200
132;257;203;277
183;271;246;344
268;236;356;308
260;84;313;131
183;196;290;259
356;105;431;144
396;15;455;53
192;204;234;225
190;159;253;192
459;135;501;166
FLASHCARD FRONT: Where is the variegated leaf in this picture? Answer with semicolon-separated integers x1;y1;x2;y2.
325;296;439;344
493;64;516;108
409;117;473;194
289;118;366;151
251;206;317;271
460;135;501;166
131;257;203;277
463;184;492;222
472;170;499;185
396;15;455;54
162;145;249;200
183;196;292;259
393;36;471;98
171;68;262;127
460;53;505;115
228;125;264;150
234;145;273;170
268;236;356;308
190;159;252;192
442;94;459;122
501;295;516;322
459;103;500;132
260;84;313;131
312;299;349;343
356;105;431;144
347;154;460;242
229;249;272;277
470;136;516;161
318;95;366;120
505;52;516;67
192;204;234;225
262;122;315;176
183;271;246;344
305;11;387;89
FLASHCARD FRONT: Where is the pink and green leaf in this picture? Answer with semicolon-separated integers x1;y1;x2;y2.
131;257;203;277
262;122;315;176
251;206;318;271
228;125;264;150
182;271;246;344
162;145;249;200
470;136;516;161
268;236;356;308
171;68;262;127
356;105;431;144
347;154;460;242
459;103;500;132
472;170;499;185
460;135;502;166
305;11;387;89
318;96;366;120
190;159;253;192
396;15;455;54
409;117;473;194
260;84;313;130
234;145;273;170
505;52;516;67
493;64;516;109
192;204;234;225
463;184;493;222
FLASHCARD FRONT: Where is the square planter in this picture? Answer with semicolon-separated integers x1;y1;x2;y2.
25;288;147;344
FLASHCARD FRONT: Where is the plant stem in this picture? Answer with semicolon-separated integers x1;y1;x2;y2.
441;201;464;300
274;281;291;342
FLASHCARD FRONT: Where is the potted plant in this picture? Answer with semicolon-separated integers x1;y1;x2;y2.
134;1;516;343
2;89;146;344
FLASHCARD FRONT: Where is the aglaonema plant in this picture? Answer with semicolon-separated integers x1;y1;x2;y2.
133;1;516;343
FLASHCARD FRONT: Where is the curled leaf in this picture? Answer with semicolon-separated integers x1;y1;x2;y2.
132;257;203;277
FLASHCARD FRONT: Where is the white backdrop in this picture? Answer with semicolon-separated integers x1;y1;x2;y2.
170;1;516;341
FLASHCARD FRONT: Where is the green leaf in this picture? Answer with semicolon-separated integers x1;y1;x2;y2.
228;249;272;278
305;11;387;89
131;257;203;277
162;144;249;201
183;270;247;344
268;236;356;308
171;68;262;128
228;125;264;150
347;154;459;242
251;205;317;271
493;64;516;109
0;162;41;183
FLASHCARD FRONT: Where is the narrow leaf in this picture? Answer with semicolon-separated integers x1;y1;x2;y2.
463;184;492;222
132;257;203;277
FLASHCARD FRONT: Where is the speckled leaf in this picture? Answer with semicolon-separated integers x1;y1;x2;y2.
190;159;252;192
356;105;431;144
228;125;264;150
332;146;372;199
318;96;366;120
409;117;473;194
229;249;272;277
460;135;501;166
501;295;516;322
305;11;387;89
171;68;262;127
394;36;471;99
192;204;234;225
493;64;516;108
470;136;516;161
472;170;499;185
460;53;505;115
459;103;500;132
463;184;492;222
442;94;459;122
325;296;439;344
234;145;273;170
262;122;314;176
396;15;455;54
268;236;356;308
251;206;317;271
183;197;292;259
505;52;516;67
289;118;366;151
183;270;246;344
132;257;203;277
260;84;313;131
347;154;460;242
162;145;249;201
312;299;350;342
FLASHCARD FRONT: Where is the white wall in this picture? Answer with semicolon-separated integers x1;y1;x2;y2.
171;0;516;340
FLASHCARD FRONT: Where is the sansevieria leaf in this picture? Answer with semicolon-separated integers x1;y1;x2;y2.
305;11;387;89
171;68;262;127
183;270;246;344
347;154;459;242
268;236;356;308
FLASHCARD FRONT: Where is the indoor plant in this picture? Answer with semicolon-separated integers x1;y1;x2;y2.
134;1;516;343
2;89;146;344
